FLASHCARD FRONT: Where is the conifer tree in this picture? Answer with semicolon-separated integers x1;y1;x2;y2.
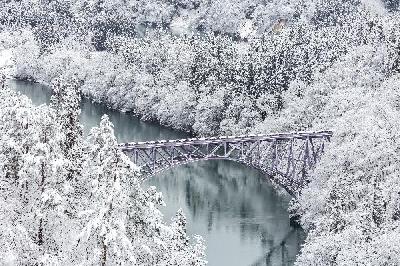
77;115;137;265
50;76;83;181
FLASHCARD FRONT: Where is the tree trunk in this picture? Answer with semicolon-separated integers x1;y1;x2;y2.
37;218;43;246
38;161;46;246
101;238;107;266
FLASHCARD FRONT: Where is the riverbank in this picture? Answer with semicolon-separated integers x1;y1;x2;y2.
11;31;264;136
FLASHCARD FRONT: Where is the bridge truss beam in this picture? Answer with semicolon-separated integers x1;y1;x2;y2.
119;131;332;196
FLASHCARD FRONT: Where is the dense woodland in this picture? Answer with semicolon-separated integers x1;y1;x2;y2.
1;0;400;265
0;76;206;265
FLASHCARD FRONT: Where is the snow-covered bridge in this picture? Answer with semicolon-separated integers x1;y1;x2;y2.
119;131;332;196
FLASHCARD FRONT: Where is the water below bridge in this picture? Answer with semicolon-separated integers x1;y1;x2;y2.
9;79;305;266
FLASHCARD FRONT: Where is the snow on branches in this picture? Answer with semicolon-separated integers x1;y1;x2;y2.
2;0;400;265
0;81;206;265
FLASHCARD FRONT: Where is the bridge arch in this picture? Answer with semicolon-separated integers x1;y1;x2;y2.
119;131;332;196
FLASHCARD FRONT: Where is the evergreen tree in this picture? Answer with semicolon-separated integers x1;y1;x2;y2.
77;115;137;265
77;115;207;265
50;76;83;181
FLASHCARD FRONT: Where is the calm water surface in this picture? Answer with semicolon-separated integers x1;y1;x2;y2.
9;79;305;266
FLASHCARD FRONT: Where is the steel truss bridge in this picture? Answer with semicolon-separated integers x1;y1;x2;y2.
119;131;332;196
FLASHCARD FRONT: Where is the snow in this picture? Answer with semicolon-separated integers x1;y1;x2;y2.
0;80;206;265
239;20;255;39
170;12;193;36
0;49;15;77
1;0;400;265
361;0;387;16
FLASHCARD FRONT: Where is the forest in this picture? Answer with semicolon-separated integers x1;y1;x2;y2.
1;0;400;265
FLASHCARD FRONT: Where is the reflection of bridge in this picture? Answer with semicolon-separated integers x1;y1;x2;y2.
119;131;332;196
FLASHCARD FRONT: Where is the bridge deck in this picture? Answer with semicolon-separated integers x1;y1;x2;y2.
119;131;333;150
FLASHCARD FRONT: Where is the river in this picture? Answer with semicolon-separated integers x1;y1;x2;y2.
9;79;305;266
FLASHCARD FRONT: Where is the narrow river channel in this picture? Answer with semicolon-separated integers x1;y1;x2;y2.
9;79;305;266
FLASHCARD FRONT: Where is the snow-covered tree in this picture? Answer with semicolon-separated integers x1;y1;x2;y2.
76;115;138;265
0;86;42;264
50;77;83;181
4;0;400;264
0;83;207;264
77;115;206;265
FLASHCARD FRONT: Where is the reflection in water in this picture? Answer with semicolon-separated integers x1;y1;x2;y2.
149;161;305;266
9;79;305;266
251;228;303;266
